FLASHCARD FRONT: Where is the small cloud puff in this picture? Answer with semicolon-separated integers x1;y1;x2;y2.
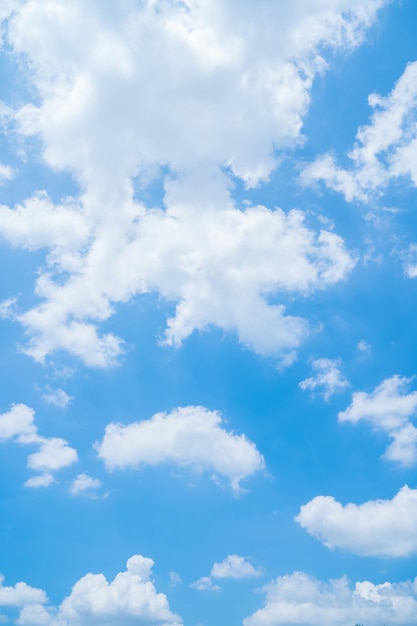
299;358;349;401
70;473;102;497
191;554;262;592
41;388;72;408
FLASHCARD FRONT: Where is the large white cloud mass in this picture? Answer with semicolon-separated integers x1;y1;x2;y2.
296;485;417;557
0;0;384;365
9;555;182;626
244;571;417;626
96;405;264;492
338;375;417;466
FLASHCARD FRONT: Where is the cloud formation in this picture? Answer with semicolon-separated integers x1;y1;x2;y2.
339;375;417;466
96;406;265;493
0;0;384;365
299;358;349;400
296;485;417;557
192;554;262;591
0;403;78;486
302;61;417;202
244;571;417;626
6;555;182;626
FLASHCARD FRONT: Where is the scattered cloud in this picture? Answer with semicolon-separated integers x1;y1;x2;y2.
299;358;349;400
190;577;221;593
9;555;182;626
41;388;72;409
244;571;417;626
0;163;15;185
357;339;371;353
302;61;417;202
403;243;417;278
192;554;262;591
296;485;417;557
168;572;182;588
0;403;78;486
211;554;262;579
339;375;417;466
69;473;102;497
96;406;265;493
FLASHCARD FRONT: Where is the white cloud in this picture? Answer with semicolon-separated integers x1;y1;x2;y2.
9;556;182;626
338;375;417;466
41;388;72;409
0;403;78;486
191;554;262;591
0;575;47;607
0;163;15;184
0;0;383;365
27;437;77;472
302;61;417;202
296;485;417;557
299;358;349;400
211;555;262;579
0;403;37;441
357;339;371;353
70;473;102;496
403;243;417;279
24;473;54;489
190;577;221;593
96;405;264;493
244;571;417;626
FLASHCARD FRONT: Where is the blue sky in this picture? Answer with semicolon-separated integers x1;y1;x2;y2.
1;1;417;625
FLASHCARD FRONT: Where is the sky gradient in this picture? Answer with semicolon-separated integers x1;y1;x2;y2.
1;1;417;625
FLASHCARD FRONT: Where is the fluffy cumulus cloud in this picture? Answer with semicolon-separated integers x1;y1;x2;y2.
0;556;181;626
244;571;417;626
299;358;349;400
0;575;47;607
0;403;77;486
296;485;417;557
302;61;417;202
96;405;265;492
192;554;262;591
0;0;384;366
338;375;417;466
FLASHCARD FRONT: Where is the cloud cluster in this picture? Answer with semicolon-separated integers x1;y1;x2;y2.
302;61;417;202
0;0;385;365
339;375;417;466
192;554;262;591
96;406;264;493
299;358;349;400
296;485;417;557
0;556;181;626
0;403;77;486
0;575;46;608
244;571;417;626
